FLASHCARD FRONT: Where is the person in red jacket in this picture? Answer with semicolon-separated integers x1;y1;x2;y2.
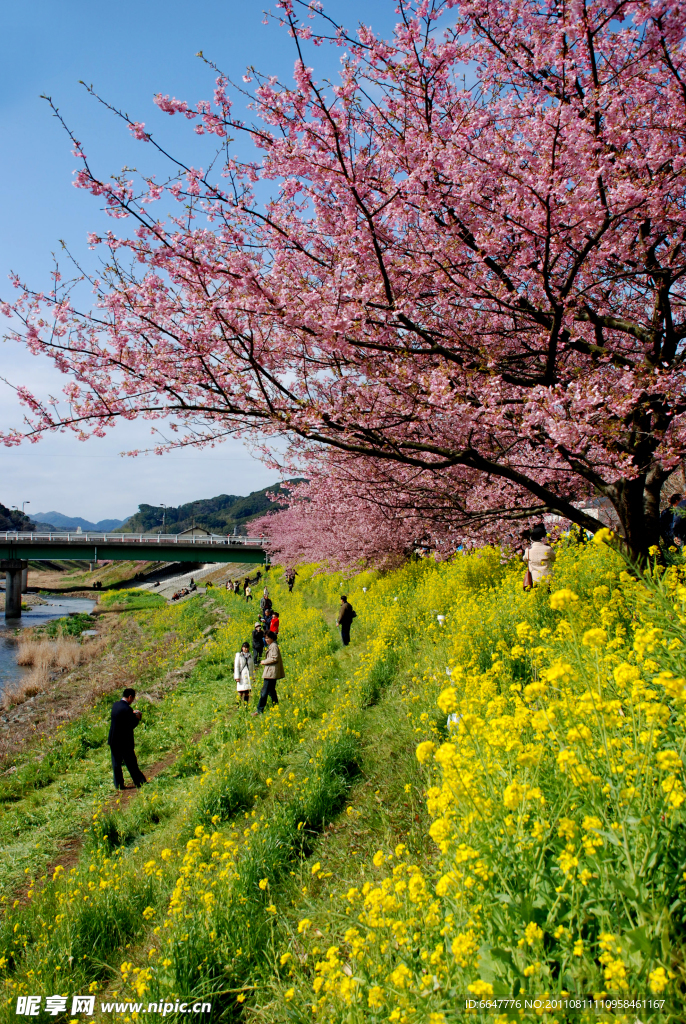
269;610;280;636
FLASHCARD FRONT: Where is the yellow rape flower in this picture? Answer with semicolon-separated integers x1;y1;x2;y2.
437;688;459;714
558;851;579;876
582;628;606;647
656;750;683;772
416;741;436;763
467;980;494;998
558;818;576;840
550;589;579;611
648;967;671;994
368;986;384;1009
523;922;543;945
389;963;412;988
661;775;686;808
451;931;479;966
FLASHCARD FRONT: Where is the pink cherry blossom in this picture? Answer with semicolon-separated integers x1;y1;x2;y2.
4;0;686;562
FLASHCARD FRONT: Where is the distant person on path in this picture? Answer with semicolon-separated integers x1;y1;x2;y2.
269;610;280;637
260;589;271;616
252;622;265;664
253;630;284;714
337;595;356;646
234;642;255;705
108;687;146;790
286;570;298;593
245;584;253;602
523;524;556;584
661;493;682;547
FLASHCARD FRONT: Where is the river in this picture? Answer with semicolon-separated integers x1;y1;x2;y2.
0;595;95;694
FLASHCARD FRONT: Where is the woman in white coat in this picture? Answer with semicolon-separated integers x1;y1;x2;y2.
234;642;255;705
523;523;556;583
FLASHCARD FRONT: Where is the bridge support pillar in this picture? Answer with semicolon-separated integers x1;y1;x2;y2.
1;560;28;619
21;568;28;594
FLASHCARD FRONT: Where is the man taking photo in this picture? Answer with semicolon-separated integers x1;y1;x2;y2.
108;687;147;790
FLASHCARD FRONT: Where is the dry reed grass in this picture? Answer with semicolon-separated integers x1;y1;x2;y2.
3;638;107;711
1;666;50;710
15;638;104;671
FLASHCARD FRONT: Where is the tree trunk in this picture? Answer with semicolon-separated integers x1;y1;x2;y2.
613;475;662;562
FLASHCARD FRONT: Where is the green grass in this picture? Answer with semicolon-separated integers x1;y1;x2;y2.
35;612;96;637
98;589;167;611
3;550;685;1022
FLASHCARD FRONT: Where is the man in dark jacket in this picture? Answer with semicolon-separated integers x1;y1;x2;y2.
252;622;265;664
660;493;682;547
337;595;356;646
108;687;146;790
670;495;686;547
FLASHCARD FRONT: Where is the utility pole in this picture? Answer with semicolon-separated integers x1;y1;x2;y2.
22;501;30;514
160;504;167;533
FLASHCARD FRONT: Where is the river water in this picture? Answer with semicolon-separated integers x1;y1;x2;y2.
0;595;96;695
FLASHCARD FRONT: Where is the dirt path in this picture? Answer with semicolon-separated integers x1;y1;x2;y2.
14;721;220;905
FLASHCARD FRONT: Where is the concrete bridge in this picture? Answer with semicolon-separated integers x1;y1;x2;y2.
0;532;267;618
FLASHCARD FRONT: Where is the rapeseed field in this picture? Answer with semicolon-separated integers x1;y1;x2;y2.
1;540;684;1022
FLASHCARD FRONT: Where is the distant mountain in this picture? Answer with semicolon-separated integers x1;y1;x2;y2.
31;512;125;532
93;519;125;532
116;482;300;535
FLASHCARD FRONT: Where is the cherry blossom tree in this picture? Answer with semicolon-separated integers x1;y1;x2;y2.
3;0;686;561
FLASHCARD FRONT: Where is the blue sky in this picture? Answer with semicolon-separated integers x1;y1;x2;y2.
0;0;394;521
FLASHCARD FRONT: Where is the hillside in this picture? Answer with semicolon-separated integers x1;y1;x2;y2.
1;545;684;1020
116;481;299;535
0;502;33;532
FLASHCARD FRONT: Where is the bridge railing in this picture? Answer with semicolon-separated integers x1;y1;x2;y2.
0;532;266;547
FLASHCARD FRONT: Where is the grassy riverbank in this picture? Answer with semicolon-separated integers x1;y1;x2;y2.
1;545;685;1023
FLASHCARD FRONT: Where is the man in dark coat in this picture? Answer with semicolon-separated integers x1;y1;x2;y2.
660;493;682;547
108;687;146;789
670;495;686;547
252;621;265;664
337;595;356;646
